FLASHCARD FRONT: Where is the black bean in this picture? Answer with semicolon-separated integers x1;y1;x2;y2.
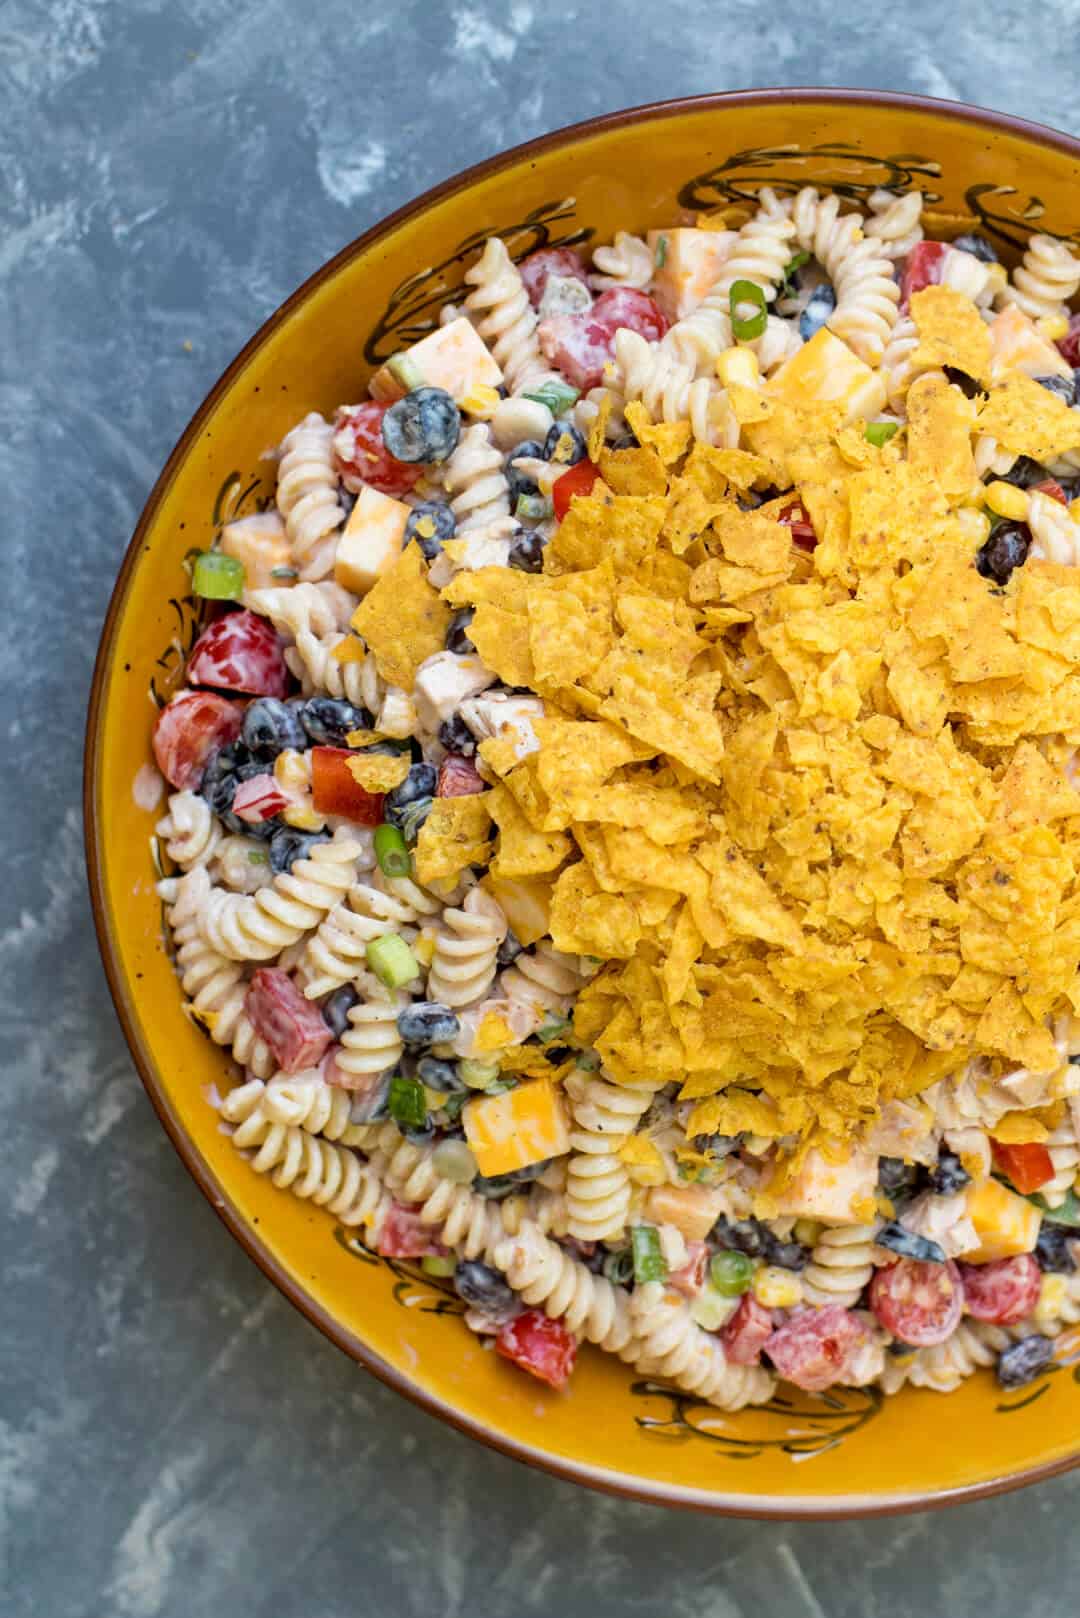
506;440;547;502
445;608;476;655
299;696;372;745
1035;373;1077;405
876;1221;946;1264
928;1149;971;1196
438;714;477;757
999;454;1050;489
1035;1223;1078;1274
496;929;524;968
997;1334;1056;1390
952;233;998;263
382;387;461;463
405;501;457;559
799;283;836;341
268;825;330;874
508;529;546;572
943;366;983;400
323;984;359;1039
976;522;1031;585
454;1261;517;1319
416;1055;465;1092
543;421;587;466
711;1215;768;1259
879;1157;920;1200
396;795;433;846
768;1240;809;1273
397;1001;461;1047
242;697;307;758
474;1162;551;1198
384;764;439;826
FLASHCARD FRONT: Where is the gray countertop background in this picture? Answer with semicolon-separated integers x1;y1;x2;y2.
5;3;1080;1613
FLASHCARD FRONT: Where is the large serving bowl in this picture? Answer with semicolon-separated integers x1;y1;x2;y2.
85;90;1080;1516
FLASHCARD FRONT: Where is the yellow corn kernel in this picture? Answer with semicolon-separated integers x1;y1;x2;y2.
1034;1273;1069;1325
274;749;310;792
984;480;1030;521
460;382;501;420
1069;499;1080;525
716;346;761;388
753;1266;804;1309
412;929;437;968
1037;313;1070;342
282;804;326;832
794;1218;823;1246
956;506;992;546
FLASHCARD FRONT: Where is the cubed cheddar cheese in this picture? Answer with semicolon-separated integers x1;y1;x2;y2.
463;1076;570;1177
646;1182;729;1243
369;317;504;404
481;874;552;947
988;304;1072;381
647;228;737;321
767;327;887;422
220;512;292;589
962;1176;1041;1263
771;1147;879;1224
333;486;410;595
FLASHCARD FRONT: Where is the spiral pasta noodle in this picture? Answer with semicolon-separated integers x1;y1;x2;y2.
464;236;557;395
199;837;362;961
245;580;356;641
442;423;511;533
276;411;346;581
590;231;653;291
261;1072;383;1147
801;1222;879;1308
298;881;418;999
867;188;924;259
791;187;900;363
427;887;506;1008
284;629;374;708
156;790;222;871
1042;1121;1080;1208
493;1223;642;1357
630;1282;776;1410
663;209;796;377
1027;488;1080;566
333;992;407;1085
164;871;274;1077
499;940;584;1018
905;1322;1015;1394
612;329;736;446
997;233;1080;321
878;314;920;410
564;1071;658;1242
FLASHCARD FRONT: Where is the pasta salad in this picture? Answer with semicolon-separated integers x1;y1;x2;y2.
152;184;1080;1406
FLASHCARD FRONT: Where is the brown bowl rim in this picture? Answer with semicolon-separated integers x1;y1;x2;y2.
85;85;1080;1519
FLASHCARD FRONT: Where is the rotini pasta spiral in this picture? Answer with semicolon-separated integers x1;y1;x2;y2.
867;188;924;259
612;329;736;446
1042;1121;1080;1208
1027;488;1080;566
156;790;222;871
564;1071;658;1242
223;1086;391;1231
464;237;557;395
244;579;356;641
877;314;919;410
973;434;1017;480
427;887;507;1008
590;231;653;291
262;1072;383;1147
298;881;418;999
997;233;1080;321
164;871;274;1077
284;629;373;708
630;1282;775;1410
791;188;900;363
905;1321;1014;1394
276;411;346;581
199;837;362;961
663;209;796;377
333;992;406;1085
499;940;584;1018
492;1223;641;1357
442;423;511;532
801;1222;879;1308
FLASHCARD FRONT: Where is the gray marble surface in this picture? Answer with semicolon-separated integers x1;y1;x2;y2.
5;2;1080;1613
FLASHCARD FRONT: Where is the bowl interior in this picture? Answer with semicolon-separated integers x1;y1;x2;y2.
87;91;1080;1515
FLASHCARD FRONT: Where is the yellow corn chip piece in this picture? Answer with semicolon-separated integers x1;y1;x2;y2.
910;285;992;383
344;753;410;793
350;543;450;688
549;861;642;958
413;794;493;884
978;371;1080;460
905;371;977;501
488;783;572;878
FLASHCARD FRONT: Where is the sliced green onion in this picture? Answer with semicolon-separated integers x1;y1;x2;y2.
388;1073;427;1129
387;350;426;391
421;1254;457;1277
631;1224;667;1284
536;1014;571;1046
374;822;411;879
780;249;810;295
398;795;433;847
515;492;553;521
729;278;768;341
1029;1188;1080;1226
654;234;668;268
192;551;245;600
603;1247;635;1285
710;1249;753;1297
522;380;580;415
865;420;900;447
270;565;299;580
366;932;420;990
458;1058;500;1090
575;1050;601;1072
247;849;269;865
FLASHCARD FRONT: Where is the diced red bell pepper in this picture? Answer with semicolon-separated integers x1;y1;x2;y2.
1057;312;1080;368
377;1202;445;1259
778;499;817;550
720;1293;775;1363
437;754;486;797
765;1304;874;1390
232;772;290;824
496;1308;578;1390
958;1254;1041;1325
669;1240;710;1299
1032;478;1068;506
152;689;243;789
186;609;289;698
518;246;589;307
243;968;333;1073
552;457;600;521
899;241;949;312
333;401;423;498
990;1139;1055;1194
309;747;385;823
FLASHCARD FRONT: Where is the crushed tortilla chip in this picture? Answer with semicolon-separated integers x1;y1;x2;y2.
910;285;992;384
413;794;493;885
350;542;450;688
345;753;410;793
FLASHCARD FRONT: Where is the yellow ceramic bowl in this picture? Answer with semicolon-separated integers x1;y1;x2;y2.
86;90;1080;1516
